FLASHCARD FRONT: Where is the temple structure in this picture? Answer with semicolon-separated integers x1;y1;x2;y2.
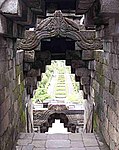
0;0;119;150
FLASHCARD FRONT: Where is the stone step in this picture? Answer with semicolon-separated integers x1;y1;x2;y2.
16;133;109;150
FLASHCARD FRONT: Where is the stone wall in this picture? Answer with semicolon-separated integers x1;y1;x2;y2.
0;37;27;150
92;21;119;150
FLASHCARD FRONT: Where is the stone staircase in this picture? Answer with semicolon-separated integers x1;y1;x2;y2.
16;133;109;150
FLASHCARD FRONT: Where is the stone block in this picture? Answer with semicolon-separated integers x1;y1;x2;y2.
26;69;41;77
33;133;47;140
0;112;9;136
75;75;80;82
17;139;32;146
1;0;20;15
71;60;87;69
100;0;119;14
81;77;90;85
16;50;24;65
103;52;109;65
47;134;68;140
112;54;118;69
69;133;82;141
71;141;84;148
82;50;94;60
83;137;98;147
66;50;81;60
31;141;46;148
46;140;70;148
24;63;32;72
19;133;34;140
75;68;90;77
0;14;7;34
35;50;51;60
88;61;96;71
0;61;8;74
22;145;34;150
24;51;35;63
109;138;116;150
25;77;37;86
83;85;90;95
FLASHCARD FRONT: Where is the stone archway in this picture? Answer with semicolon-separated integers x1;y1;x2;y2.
18;10;102;135
48;113;69;128
18;10;102;51
17;10;102;98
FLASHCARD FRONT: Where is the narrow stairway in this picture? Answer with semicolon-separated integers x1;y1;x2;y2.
16;132;109;150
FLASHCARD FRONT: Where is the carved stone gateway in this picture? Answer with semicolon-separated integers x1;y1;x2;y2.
18;10;102;51
17;10;102;97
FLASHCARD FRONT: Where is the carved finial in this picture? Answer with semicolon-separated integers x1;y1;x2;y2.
54;10;63;17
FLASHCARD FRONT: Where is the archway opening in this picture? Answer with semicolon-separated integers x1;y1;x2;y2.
32;60;85;133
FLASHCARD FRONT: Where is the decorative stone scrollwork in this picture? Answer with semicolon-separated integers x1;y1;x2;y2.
17;10;102;51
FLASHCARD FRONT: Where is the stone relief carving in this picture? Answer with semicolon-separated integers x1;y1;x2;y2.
17;10;102;51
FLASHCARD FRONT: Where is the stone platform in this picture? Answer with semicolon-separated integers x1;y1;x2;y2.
16;133;109;150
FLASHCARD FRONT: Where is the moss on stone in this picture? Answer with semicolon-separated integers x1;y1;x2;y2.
20;81;25;93
16;65;21;77
93;112;98;130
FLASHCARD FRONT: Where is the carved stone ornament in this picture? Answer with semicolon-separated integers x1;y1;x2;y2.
17;10;102;51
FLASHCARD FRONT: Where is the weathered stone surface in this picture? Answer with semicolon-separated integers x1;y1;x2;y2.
16;133;109;149
18;11;102;51
1;0;20;14
24;51;35;63
0;14;7;34
46;140;70;148
75;68;91;77
81;77;90;85
100;0;119;14
82;50;94;60
71;60;87;69
26;69;41;77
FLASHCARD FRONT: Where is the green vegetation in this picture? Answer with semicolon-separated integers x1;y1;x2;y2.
32;60;80;103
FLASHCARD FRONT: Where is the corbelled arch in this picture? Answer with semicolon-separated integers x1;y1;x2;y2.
18;10;102;134
18;10;102;51
18;10;103;101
